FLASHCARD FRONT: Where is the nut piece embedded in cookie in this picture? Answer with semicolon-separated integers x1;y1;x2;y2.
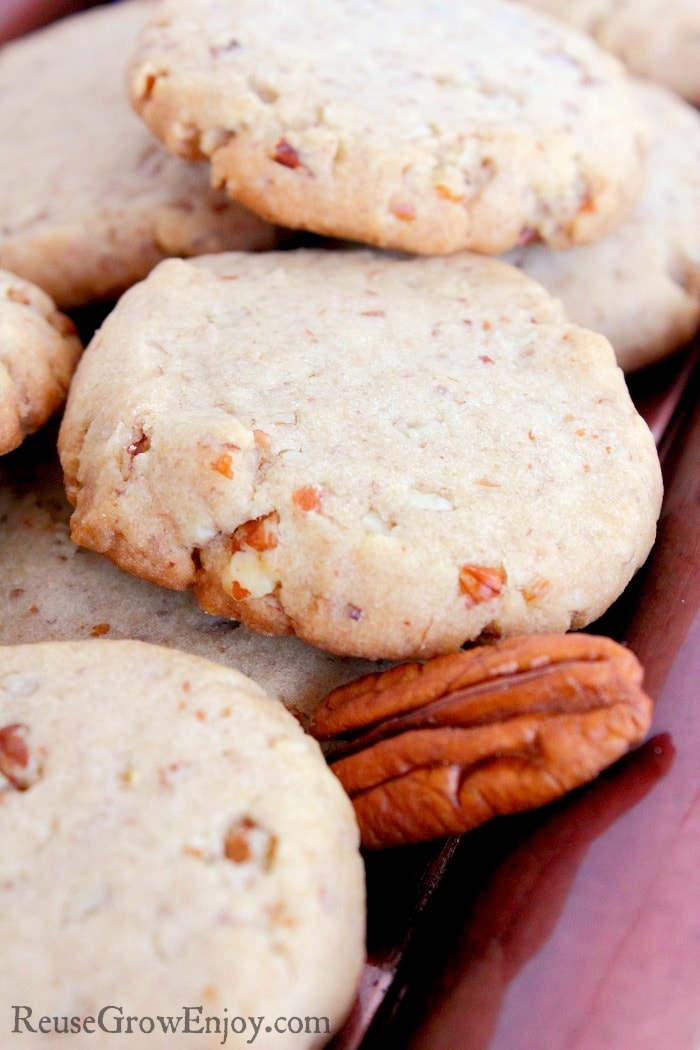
0;640;365;1044
311;634;654;849
0;723;42;790
58;249;662;660
128;0;648;253
0;0;278;309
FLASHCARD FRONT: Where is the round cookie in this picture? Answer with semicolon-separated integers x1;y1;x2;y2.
0;443;380;718
0;639;365;1050
58;250;662;661
0;0;277;309
128;0;647;255
504;79;700;373
516;0;700;105
0;269;82;454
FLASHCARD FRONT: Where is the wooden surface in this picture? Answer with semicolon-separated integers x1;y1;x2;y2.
333;344;700;1050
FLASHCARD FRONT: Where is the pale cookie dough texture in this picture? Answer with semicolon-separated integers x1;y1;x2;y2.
504;80;700;373
0;446;380;719
517;0;700;104
0;640;365;1050
0;269;82;454
0;0;277;309
128;0;648;255
59;250;663;661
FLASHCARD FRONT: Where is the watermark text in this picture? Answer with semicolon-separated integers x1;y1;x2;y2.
11;1006;330;1045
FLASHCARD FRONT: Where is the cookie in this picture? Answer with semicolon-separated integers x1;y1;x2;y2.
0;439;379;718
0;269;82;454
504;79;700;373
516;0;700;104
58;250;662;660
0;639;365;1049
0;0;277;309
128;0;647;255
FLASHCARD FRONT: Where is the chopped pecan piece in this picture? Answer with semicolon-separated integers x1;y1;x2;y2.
435;184;464;203
272;139;302;169
459;563;506;606
212;452;234;478
522;580;552;604
230;581;251;600
292;484;325;513
0;723;42;790
311;635;653;849
517;226;538;246
231;512;279;553
224;817;277;870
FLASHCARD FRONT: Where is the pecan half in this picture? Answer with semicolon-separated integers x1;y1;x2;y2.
311;635;653;849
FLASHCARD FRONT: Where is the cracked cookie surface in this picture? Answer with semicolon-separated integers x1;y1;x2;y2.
504;79;700;372
59;250;662;660
129;0;647;254
0;269;82;454
0;639;364;1050
0;0;277;309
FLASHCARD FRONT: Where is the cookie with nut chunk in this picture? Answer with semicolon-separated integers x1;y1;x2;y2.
0;639;365;1050
504;79;700;372
0;444;378;717
0;269;81;454
0;0;277;309
59;249;661;660
129;0;647;254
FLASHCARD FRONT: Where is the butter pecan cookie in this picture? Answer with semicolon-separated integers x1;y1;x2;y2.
59;250;662;660
517;0;700;104
129;0;647;254
0;445;377;716
0;0;277;309
0;269;81;454
0;640;364;1049
504;79;700;372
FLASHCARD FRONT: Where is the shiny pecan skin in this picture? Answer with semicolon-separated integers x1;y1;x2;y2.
311;635;653;850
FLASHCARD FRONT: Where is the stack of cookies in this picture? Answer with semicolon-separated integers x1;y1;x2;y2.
1;0;697;1044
